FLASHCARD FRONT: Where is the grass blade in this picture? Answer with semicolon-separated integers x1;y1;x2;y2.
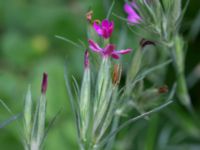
98;100;173;148
0;113;21;129
0;99;13;115
55;35;82;49
106;0;115;19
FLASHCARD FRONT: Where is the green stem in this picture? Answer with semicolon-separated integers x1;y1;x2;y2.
105;115;120;150
177;71;191;107
172;36;191;109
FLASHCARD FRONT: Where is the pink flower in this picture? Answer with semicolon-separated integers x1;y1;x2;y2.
124;2;141;24
93;19;114;39
88;39;131;59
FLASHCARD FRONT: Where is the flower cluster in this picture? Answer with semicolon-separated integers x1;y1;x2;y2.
64;2;176;150
71;16;133;149
88;19;132;59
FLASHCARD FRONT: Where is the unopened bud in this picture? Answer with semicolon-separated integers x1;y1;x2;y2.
158;85;168;94
140;38;155;48
41;72;48;94
112;64;122;85
84;50;89;69
86;10;93;23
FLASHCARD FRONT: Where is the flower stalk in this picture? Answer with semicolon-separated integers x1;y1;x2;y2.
172;36;191;108
79;50;91;142
23;73;48;150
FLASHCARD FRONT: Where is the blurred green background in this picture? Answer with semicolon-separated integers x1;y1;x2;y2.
0;0;200;150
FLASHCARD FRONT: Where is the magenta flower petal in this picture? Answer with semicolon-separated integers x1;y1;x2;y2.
108;21;114;35
88;39;102;52
104;44;115;56
111;48;132;59
93;22;103;35
127;15;141;24
116;49;132;54
111;53;120;59
124;3;135;14
102;19;110;28
124;2;141;24
93;19;114;39
88;39;132;59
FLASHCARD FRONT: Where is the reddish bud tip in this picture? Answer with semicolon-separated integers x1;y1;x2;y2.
41;72;48;94
112;64;122;85
140;38;155;48
84;50;89;69
158;85;168;94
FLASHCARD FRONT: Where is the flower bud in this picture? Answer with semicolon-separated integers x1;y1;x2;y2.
84;50;89;69
140;38;155;48
41;72;48;94
79;51;91;140
86;10;93;23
